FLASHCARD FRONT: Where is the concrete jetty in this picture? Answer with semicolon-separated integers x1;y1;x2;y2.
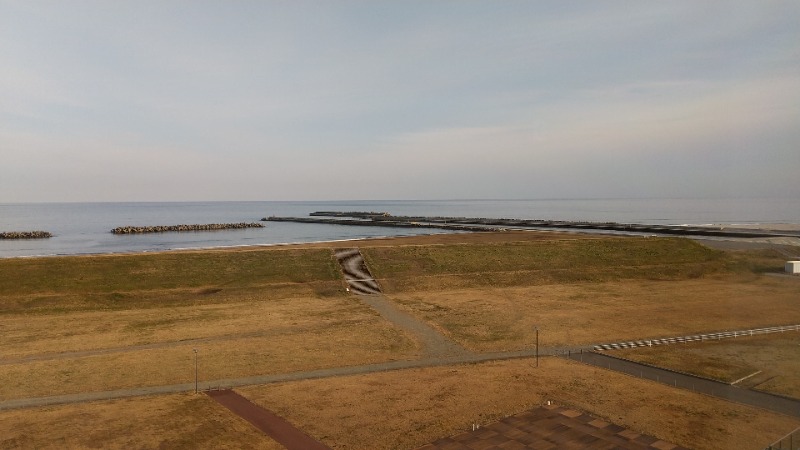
264;212;800;239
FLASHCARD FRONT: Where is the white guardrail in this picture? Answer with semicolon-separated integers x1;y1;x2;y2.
594;325;800;351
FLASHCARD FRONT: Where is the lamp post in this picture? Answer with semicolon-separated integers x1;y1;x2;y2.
534;326;539;368
193;348;198;393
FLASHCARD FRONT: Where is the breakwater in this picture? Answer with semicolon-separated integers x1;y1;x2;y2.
111;223;264;234
264;216;504;232
266;212;799;239
310;211;390;218
0;231;52;239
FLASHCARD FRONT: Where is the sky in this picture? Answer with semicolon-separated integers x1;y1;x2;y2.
1;1;799;202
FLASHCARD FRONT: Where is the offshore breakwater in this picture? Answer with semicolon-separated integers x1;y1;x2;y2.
264;216;505;233
111;223;264;234
266;212;799;239
0;231;52;239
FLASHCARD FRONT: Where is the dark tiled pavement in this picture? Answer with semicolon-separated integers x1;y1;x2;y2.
417;404;690;450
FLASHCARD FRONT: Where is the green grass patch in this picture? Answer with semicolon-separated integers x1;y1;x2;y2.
0;248;340;295
0;248;344;313
363;237;727;291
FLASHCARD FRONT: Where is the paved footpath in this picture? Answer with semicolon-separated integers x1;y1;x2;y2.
207;389;331;450
567;351;800;418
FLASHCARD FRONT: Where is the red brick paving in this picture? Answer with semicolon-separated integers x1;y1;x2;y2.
416;404;690;450
206;389;331;450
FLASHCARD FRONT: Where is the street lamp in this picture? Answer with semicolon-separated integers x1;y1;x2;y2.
534;326;539;368
193;348;198;393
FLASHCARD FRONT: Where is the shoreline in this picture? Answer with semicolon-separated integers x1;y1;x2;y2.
0;230;596;260
5;232;800;262
0;234;431;260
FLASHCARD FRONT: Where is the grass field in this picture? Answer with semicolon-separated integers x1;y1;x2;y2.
384;275;800;351
238;357;798;450
614;332;800;399
0;293;417;400
0;232;797;449
1;358;795;450
0;393;280;449
358;236;799;351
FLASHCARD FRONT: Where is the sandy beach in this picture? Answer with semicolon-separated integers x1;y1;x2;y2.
706;223;800;232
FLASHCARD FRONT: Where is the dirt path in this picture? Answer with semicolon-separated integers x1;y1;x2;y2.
206;389;331;450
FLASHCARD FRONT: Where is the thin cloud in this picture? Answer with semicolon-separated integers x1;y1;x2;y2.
0;2;798;201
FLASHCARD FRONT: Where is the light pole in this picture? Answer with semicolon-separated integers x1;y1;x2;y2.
193;348;198;393
534;326;539;368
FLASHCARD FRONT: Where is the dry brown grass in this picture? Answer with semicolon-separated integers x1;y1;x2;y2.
0;296;417;400
1;357;796;450
614;332;800;399
0;393;280;449
387;275;800;351
0;292;408;358
239;357;799;450
1;232;797;448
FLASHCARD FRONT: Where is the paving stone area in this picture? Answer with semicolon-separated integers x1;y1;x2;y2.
416;404;689;450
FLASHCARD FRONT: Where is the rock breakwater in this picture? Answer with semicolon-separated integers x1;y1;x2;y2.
111;223;264;234
0;231;52;239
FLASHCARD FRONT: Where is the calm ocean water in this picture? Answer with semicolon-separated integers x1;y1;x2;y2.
1;199;798;258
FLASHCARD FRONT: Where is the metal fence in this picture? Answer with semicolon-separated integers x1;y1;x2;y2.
767;427;800;450
594;324;800;351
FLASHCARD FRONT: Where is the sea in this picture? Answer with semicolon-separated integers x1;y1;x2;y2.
1;198;799;259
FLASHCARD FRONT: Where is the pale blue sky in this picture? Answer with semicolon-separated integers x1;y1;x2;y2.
2;1;798;202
